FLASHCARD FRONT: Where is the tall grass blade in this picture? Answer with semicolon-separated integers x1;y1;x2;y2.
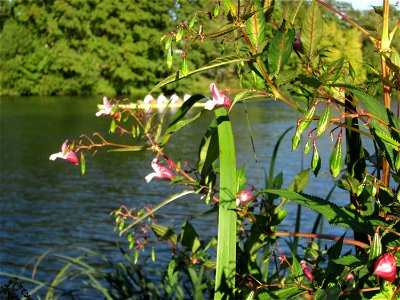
214;107;237;299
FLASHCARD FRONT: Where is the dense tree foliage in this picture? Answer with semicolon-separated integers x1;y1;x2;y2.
0;1;398;96
0;0;225;96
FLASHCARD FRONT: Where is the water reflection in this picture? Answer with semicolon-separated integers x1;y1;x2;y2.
0;96;349;294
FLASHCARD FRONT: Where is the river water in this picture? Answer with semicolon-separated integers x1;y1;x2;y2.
0;95;350;297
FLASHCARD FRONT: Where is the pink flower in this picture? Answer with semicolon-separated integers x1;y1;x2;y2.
49;140;79;165
145;159;174;182
236;190;253;206
96;96;116;117
204;83;232;110
374;253;397;282
300;260;314;281
345;273;355;282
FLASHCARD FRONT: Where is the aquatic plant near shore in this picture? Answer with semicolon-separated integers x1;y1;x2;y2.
49;140;79;165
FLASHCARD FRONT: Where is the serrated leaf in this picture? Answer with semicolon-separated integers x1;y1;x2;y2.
265;189;379;234
291;255;303;282
332;255;362;266
268;20;295;76
257;286;304;299
301;0;323;61
245;0;267;53
327;234;344;261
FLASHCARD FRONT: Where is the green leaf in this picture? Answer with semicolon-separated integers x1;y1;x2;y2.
198;121;219;179
301;0;323;61
150;223;178;246
287;168;310;192
181;220;201;253
120;190;195;235
314;288;327;300
265;189;379;234
268;20;295;76
333;255;362;266
214;107;237;299
257;286;305;299
291;255;303;282
245;0;267;53
151;54;251;92
327;234;344;261
162;94;207;146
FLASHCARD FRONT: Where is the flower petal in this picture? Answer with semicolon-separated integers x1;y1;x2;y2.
204;100;215;110
65;150;79;165
145;172;158;183
49;152;63;161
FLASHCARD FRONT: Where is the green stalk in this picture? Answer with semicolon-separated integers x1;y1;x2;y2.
381;0;391;185
214;107;237;299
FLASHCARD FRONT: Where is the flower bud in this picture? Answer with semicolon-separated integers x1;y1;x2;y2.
374;253;397;283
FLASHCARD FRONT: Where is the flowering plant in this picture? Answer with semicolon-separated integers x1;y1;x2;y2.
49;0;400;299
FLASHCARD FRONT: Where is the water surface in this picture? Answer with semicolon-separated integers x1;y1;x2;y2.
0;96;350;297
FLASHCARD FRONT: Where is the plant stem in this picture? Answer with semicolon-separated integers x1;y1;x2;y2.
274;231;367;249
381;0;391;186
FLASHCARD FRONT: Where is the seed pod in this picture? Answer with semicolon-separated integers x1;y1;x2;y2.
369;231;382;261
292;132;301;151
330;132;343;178
304;136;311;155
317;103;331;137
311;141;321;176
214;4;220;17
181;57;189;75
297;104;317;136
166;47;173;68
165;36;172;50
176;27;183;42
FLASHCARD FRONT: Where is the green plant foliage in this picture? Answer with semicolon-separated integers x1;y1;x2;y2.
301;0;323;63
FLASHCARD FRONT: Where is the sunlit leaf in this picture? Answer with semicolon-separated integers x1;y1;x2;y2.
301;0;323;61
245;0;267;53
268;20;295;76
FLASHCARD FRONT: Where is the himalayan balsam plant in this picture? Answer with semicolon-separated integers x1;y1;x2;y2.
49;0;399;299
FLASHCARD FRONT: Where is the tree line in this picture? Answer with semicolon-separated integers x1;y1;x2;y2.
0;0;398;97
